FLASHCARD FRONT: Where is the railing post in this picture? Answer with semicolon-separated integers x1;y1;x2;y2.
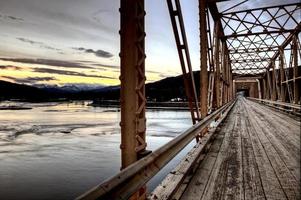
199;0;209;118
120;0;148;199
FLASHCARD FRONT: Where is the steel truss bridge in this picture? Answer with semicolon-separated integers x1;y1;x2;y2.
76;0;301;199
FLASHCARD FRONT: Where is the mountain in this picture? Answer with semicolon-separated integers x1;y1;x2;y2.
0;71;200;102
94;71;200;102
0;80;57;101
35;83;105;93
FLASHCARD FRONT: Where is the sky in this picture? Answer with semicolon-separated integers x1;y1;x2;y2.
0;0;299;86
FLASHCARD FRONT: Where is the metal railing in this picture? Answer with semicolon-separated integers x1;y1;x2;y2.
76;100;236;200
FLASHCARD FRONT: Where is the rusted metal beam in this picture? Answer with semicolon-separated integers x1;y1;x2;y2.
222;2;301;15
293;36;300;104
266;69;272;99
167;0;201;124
279;49;286;102
119;1;148;199
267;23;301;69
199;0;208;118
271;61;277;101
214;21;221;108
224;30;297;38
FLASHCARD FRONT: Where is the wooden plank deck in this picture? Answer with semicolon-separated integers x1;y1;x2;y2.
180;97;300;200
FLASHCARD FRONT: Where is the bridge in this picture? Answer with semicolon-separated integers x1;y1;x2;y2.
76;0;300;199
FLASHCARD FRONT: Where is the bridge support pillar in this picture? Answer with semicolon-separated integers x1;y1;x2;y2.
120;0;147;199
271;60;278;101
199;0;208;119
293;35;299;104
279;49;286;102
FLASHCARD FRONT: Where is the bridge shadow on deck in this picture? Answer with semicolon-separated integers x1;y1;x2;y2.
180;97;300;200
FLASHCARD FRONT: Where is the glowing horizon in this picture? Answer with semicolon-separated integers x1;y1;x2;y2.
0;0;297;86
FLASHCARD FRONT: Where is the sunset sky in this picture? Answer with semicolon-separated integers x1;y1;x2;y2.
0;0;298;86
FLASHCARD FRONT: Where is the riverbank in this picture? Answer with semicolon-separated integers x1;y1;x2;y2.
89;100;190;110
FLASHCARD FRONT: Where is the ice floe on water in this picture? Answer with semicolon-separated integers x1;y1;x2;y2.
0;101;191;200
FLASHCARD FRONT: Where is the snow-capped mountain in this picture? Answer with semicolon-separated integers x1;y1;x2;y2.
35;83;105;93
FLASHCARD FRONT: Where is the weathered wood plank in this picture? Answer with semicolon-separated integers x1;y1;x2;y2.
172;97;300;200
244;99;300;199
246;99;300;184
222;99;244;200
242;99;288;200
240;103;265;200
198;104;240;200
179;128;226;200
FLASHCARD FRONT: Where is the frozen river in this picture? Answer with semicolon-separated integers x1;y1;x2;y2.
0;101;193;200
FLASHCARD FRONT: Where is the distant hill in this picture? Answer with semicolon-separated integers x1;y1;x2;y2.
0;71;201;102
93;71;200;102
0;80;56;101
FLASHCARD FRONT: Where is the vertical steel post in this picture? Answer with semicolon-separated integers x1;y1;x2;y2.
229;70;233;100
120;1;147;199
199;0;208;118
279;49;286;102
257;79;262;99
293;35;299;104
263;77;267;99
214;21;221;108
271;60;277;101
266;69;272;99
120;0;147;171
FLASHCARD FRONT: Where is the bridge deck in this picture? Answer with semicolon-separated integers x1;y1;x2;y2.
180;97;300;200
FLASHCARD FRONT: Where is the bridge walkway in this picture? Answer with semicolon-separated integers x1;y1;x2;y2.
180;97;300;200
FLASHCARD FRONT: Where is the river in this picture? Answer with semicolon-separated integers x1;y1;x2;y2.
0;101;193;200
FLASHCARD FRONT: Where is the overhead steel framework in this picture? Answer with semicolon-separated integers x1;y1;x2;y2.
77;1;300;199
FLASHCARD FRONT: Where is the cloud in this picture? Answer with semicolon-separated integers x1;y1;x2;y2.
0;57;94;69
33;67;114;79
0;65;22;70
73;47;113;58
2;76;57;84
0;13;24;21
17;37;61;51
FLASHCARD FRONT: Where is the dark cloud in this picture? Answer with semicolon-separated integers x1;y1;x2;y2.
0;57;94;69
17;37;61;51
0;13;24;21
0;65;22;70
33;67;114;79
2;76;57;84
73;47;113;58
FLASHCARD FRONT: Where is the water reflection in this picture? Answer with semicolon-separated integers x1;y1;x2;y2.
0;101;191;200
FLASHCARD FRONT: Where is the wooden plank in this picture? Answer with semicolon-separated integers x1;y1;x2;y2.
197;103;240;200
222;99;243;200
240;102;265;200
177;97;299;200
244;99;300;198
246;100;300;161
179;128;226;200
149;130;215;200
241;98;288;199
